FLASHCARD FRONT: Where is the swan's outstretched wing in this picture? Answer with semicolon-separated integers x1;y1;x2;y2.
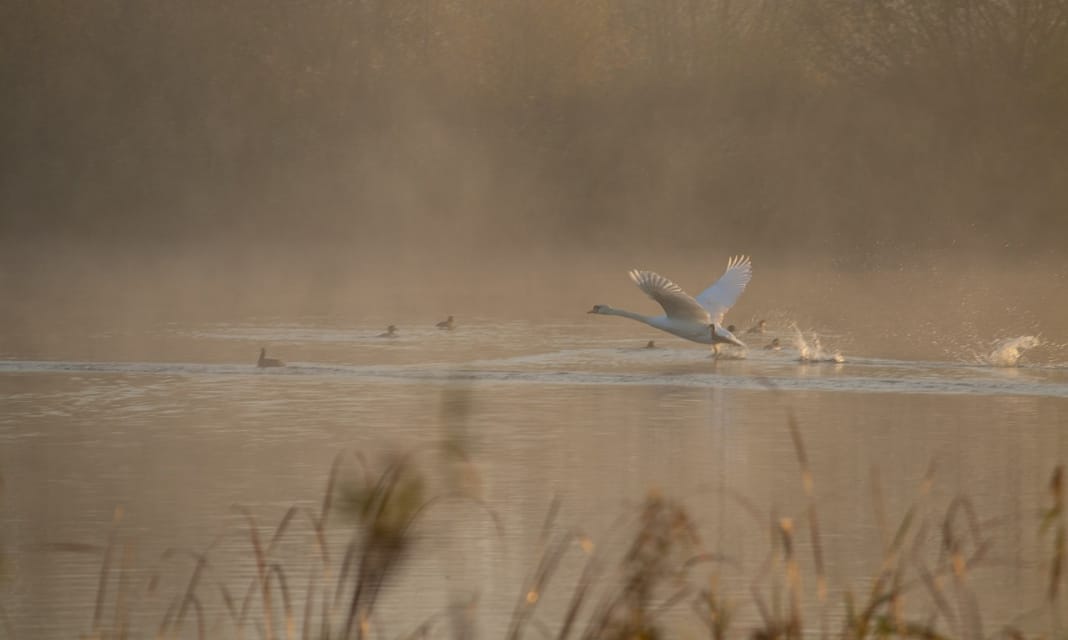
628;270;711;322
695;255;752;324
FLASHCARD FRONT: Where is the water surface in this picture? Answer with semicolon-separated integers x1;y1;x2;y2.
2;318;1066;637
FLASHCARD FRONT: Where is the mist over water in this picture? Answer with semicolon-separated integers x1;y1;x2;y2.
4;2;1068;261
4;1;1068;362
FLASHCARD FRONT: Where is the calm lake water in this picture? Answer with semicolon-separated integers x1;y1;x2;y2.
2;317;1067;638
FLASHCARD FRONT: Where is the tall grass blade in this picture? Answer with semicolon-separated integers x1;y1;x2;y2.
233;505;276;640
93;506;123;637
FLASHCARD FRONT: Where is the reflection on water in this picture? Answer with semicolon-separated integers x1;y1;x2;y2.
1;320;1067;637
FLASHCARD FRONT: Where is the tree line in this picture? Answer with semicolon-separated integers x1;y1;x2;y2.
3;0;1066;258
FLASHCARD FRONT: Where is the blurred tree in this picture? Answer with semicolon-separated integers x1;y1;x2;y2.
2;0;1066;256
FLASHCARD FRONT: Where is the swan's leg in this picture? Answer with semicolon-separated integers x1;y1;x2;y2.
711;343;720;359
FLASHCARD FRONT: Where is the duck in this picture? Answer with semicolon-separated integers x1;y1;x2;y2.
588;255;752;356
378;325;398;338
436;315;455;330
257;348;284;368
763;338;781;351
747;319;767;334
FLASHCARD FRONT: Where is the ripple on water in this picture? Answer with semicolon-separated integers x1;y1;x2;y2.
2;351;1068;399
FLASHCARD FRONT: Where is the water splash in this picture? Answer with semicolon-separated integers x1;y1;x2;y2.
714;346;749;360
979;336;1040;367
793;328;845;363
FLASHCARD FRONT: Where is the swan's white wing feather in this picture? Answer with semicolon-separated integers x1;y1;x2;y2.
695;255;752;324
628;270;710;323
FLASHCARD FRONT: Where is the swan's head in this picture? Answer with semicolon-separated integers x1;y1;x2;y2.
758;320;767;329
588;304;611;314
645;340;656;349
259;347;266;356
727;324;737;333
387;325;397;333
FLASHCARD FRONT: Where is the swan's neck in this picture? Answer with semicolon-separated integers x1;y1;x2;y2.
605;307;655;325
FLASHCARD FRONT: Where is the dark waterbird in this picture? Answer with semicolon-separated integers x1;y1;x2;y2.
257;348;284;368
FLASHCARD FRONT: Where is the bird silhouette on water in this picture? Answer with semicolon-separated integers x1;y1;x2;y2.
257;348;284;368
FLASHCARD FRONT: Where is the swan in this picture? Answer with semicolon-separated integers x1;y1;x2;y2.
436;315;455;330
747;319;767;334
588;255;752;356
257;348;284;368
378;325;398;338
763;338;781;351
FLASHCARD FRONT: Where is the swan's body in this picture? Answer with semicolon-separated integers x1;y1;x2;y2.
378;325;398;338
257;348;284;368
436;316;454;330
589;306;730;344
588;256;752;355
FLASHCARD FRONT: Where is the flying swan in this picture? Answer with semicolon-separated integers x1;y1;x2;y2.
588;256;752;356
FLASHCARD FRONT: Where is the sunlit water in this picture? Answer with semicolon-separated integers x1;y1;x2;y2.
1;318;1067;637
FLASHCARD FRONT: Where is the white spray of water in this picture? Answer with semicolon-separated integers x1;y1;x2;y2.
793;328;845;363
715;346;749;360
979;336;1040;367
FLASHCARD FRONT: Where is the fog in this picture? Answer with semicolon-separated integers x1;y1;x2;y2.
3;0;1067;349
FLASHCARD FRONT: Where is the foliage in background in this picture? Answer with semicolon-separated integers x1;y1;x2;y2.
3;0;1067;257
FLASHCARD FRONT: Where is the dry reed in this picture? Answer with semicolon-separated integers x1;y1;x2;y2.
16;418;1068;640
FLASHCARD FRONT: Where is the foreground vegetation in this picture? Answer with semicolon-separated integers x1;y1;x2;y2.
6;414;1067;640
